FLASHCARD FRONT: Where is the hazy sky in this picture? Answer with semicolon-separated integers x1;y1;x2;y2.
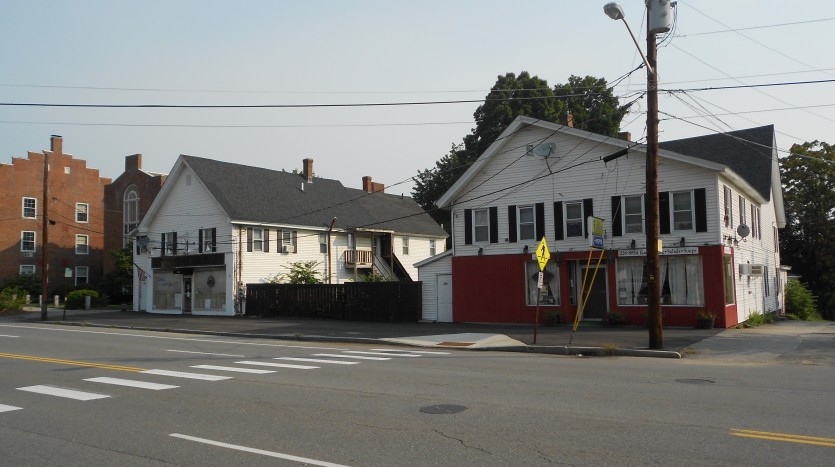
2;1;833;196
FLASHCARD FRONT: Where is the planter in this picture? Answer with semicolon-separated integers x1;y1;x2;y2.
695;317;715;329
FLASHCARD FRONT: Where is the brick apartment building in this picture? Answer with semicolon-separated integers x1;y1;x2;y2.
103;154;166;276
0;136;111;296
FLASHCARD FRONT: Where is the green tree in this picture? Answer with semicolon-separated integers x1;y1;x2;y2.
413;71;627;233
784;279;818;320
779;141;835;319
99;244;134;304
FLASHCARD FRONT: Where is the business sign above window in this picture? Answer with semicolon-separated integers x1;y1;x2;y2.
618;246;699;257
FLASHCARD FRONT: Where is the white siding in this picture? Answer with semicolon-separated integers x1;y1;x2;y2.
417;252;452;321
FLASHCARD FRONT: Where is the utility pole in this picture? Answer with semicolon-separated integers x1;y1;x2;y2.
40;151;49;321
645;4;662;349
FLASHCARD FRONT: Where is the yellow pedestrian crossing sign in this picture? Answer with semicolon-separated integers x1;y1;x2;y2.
536;237;550;271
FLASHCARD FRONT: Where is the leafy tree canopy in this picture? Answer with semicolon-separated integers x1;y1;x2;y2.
780;141;835;318
413;71;627;230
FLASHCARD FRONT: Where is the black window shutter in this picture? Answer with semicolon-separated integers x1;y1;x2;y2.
160;233;166;256
198;229;204;253
694;188;707;232
172;232;178;255
211;228;216;252
535;203;545;240
247;228;253;252
489;207;498;244
554;202;564;240
611;196;623;237
292;231;297;253
508;205;517;243
464;209;472;245
264;229;270;252
659;192;671;234
583;198;593;238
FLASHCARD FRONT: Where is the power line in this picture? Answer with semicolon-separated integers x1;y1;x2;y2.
675;17;835;37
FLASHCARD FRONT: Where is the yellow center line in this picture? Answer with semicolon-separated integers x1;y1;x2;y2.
731;429;835;448
0;352;145;372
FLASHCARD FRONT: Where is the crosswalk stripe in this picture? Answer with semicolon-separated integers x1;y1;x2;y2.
0;334;19;338
17;385;110;401
191;365;275;374
140;369;232;381
273;357;358;365
84;377;179;390
312;353;390;361
0;404;23;413
370;348;450;355
342;350;420;357
236;361;318;370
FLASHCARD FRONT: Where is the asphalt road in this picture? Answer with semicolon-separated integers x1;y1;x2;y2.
1;322;834;466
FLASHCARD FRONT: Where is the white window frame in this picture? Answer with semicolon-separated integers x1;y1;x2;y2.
75;266;89;286
623;195;644;234
22;197;37;219
123;187;139;245
738;195;747;226
76;203;89;223
252;228;264;252
402;236;410;255
723;185;733;227
202;228;215;252
75;234;89;255
20;265;36;275
518;205;535;241
671;191;694;232
318;233;327;254
429;239;437;256
473;208;489;243
565;201;583;238
21;231;36;252
526;260;559;306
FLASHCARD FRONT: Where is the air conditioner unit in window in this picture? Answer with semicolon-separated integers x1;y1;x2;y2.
738;264;751;275
749;264;764;276
282;245;296;253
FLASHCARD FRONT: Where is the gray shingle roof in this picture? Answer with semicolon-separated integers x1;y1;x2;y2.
180;155;446;237
659;125;774;200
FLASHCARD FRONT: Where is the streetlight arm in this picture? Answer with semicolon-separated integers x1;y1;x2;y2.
619;18;654;76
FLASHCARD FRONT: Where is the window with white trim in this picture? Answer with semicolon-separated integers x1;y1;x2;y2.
75;234;89;255
738;196;747;226
402;236;410;255
75;266;89;286
202;228;216;252
672;191;694;231
624;195;644;234
518;205;535;241
21;231;36;252
565;202;583;237
319;233;327;254
76;203;89;223
123;187;139;245
23;197;37;219
526;260;559;305
252;228;264;252
429;239;437;256
20;265;36;275
723;185;733;227
473;209;489;243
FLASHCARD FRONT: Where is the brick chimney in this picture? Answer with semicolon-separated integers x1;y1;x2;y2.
302;158;314;183
362;176;385;193
50;135;63;154
560;113;574;128
618;131;632;141
125;154;142;171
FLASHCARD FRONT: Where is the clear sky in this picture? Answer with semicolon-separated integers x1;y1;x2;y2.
1;1;833;196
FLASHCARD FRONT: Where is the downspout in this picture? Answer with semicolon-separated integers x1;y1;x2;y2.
327;217;336;284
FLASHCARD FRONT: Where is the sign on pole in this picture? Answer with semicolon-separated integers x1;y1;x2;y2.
535;237;550;271
588;216;605;249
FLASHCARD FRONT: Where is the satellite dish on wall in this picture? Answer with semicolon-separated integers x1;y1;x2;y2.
528;142;556;158
737;224;750;238
136;236;151;253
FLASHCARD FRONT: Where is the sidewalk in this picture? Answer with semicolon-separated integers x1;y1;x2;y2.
3;307;729;358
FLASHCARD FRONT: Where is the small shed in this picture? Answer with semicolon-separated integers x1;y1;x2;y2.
415;250;453;322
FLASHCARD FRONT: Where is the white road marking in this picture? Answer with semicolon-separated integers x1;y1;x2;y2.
312;353;390;361
0;404;23;413
17;385;110;401
140;369;232;381
342;350;420;357
170;433;350;467
0;334;19;338
167;350;245;357
191;365;274;374
273;357;358;365
84;377;179;390
236;361;318;370
369;348;450;355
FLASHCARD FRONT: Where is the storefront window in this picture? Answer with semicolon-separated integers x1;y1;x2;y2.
723;254;735;304
194;269;226;311
153;272;181;310
526;261;559;306
617;255;704;305
616;257;647;305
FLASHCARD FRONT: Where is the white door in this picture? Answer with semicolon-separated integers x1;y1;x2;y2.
436;274;453;322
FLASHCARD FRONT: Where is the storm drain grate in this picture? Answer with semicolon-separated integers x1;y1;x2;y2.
676;378;715;384
420;404;468;414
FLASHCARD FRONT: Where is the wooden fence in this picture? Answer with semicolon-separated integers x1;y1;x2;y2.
245;282;422;322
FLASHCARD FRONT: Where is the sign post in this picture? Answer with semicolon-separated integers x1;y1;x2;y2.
533;237;550;344
63;267;72;320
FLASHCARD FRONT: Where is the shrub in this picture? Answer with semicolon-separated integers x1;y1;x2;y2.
0;287;27;311
785;279;818;320
745;310;765;327
66;289;99;310
1;274;41;297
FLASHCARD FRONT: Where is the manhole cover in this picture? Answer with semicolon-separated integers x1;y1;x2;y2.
420;404;467;414
676;378;715;384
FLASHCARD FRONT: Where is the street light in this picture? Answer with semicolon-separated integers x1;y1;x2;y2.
604;1;672;349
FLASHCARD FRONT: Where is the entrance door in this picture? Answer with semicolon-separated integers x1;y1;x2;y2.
579;266;608;319
182;277;192;314
436;274;453;322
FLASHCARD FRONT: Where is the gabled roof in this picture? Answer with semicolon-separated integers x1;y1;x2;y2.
176;155;446;237
659;125;775;201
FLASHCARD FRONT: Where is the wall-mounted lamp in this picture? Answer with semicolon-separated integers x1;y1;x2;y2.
478;247;483;256
679;237;686;247
630;239;636;249
522;245;529;254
